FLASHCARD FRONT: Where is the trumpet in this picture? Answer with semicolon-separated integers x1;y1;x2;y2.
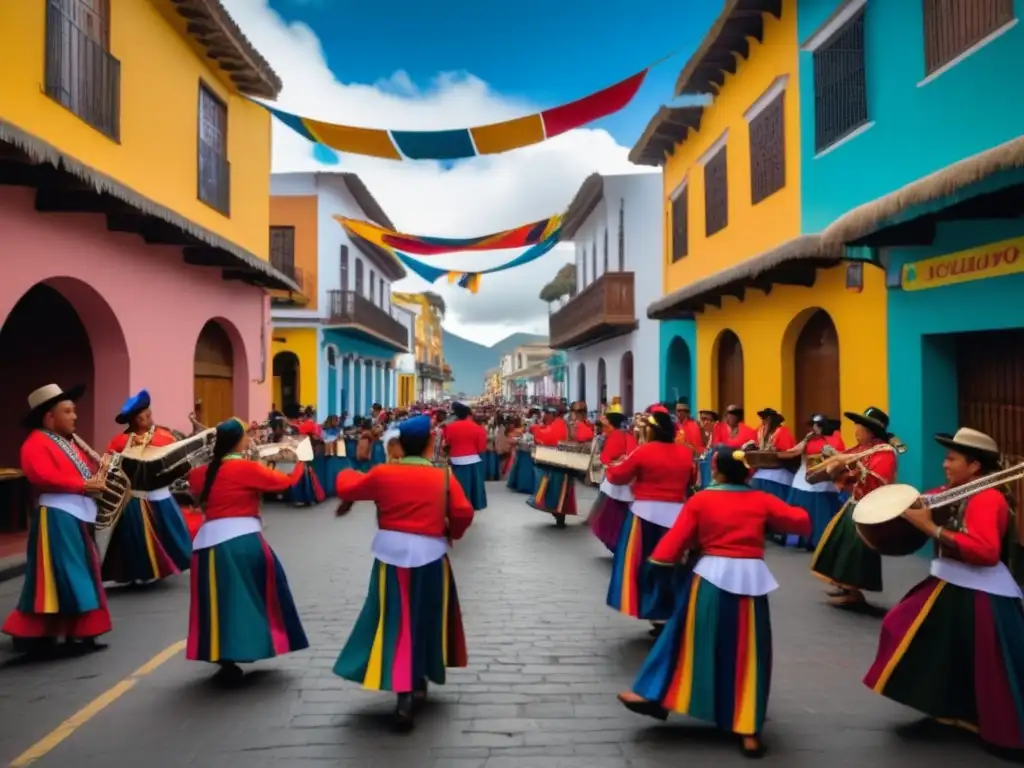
805;438;907;483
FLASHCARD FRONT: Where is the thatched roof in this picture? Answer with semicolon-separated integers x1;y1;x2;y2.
560;173;603;240
168;0;282;99
629;106;705;167
647;235;840;318
821;135;1024;248
674;0;783;97
0;119;297;291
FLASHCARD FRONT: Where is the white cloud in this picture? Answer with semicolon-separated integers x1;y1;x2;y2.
224;0;652;345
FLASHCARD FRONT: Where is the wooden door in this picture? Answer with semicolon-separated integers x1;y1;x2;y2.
194;321;233;426
620;352;634;415
794;310;840;421
194;377;233;428
957;329;1024;542
716;330;744;411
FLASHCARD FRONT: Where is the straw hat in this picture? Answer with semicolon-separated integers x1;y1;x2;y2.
23;383;85;428
934;427;1000;460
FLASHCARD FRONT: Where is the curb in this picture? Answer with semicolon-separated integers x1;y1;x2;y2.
0;561;26;583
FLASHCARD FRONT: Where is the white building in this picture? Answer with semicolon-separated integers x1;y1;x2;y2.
550;172;662;414
269;172;410;417
501;344;554;401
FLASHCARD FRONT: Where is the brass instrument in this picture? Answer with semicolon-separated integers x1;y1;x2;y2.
586;434;605;485
71;434;130;533
805;438;907;485
188;413;207;436
120;428;218;491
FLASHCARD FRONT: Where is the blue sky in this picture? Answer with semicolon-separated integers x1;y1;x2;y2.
267;0;722;147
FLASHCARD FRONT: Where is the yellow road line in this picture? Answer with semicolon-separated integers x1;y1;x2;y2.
10;639;186;767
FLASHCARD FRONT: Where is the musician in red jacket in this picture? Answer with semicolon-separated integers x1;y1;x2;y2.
290;413;326;506
749;408;797;500
863;428;1024;753
526;405;576;527
185;419;309;682
719;405;757;448
810;407;899;607
605;411;692;632
587;403;637;552
443;402;488;510
3;384;112;656
783;414;846;550
102;389;193;586
333;414;474;729
619;445;810;758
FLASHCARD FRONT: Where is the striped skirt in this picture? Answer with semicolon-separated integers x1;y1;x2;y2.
334;556;467;692
864;576;1024;749
288;463;326;506
102;495;192;583
607;512;681;621
506;451;536;495
187;533;309;663
526;467;577;516
810;499;882;592
451;461;488;511
632;574;772;736
587;492;630;553
2;505;111;640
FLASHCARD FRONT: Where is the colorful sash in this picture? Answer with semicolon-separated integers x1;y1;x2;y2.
42;430;92;480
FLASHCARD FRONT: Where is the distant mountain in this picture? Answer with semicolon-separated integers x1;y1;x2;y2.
442;330;548;395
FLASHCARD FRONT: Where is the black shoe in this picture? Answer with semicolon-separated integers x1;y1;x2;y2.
214;661;244;684
617;694;669;721
740;736;767;758
554;515;567;528
395;693;415;731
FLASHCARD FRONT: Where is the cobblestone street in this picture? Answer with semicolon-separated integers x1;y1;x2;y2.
0;482;1012;767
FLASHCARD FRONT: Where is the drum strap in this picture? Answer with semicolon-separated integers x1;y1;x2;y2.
44;431;93;480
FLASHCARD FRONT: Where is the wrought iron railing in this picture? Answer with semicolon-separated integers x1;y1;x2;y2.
326;290;408;350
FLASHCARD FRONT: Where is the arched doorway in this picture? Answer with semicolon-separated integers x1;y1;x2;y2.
576;362;586;403
194;321;235;426
0;281;129;463
620;352;634;415
715;329;744;411
663;336;692;404
793;309;840;421
273;351;300;417
597;358;607;407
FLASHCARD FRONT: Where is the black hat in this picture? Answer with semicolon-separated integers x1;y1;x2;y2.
757;407;783;422
725;404;744;419
844;407;891;438
23;383;86;428
810;413;841;431
675;398;691;410
699;409;720;420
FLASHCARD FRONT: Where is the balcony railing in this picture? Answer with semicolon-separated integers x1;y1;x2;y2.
198;143;231;216
549;271;637;350
269;263;312;305
325;290;408;351
417;361;444;380
44;1;121;140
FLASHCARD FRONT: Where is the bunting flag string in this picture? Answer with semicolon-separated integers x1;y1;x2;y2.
393;233;562;293
337;215;562;256
263;69;649;161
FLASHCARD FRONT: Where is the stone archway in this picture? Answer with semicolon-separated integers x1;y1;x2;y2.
620;352;634;415
714;329;744;412
0;279;129;463
273;351;301;417
663;335;693;405
576;362;586;403
597;358;607;407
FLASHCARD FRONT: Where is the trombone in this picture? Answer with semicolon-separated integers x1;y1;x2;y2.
805;438;907;484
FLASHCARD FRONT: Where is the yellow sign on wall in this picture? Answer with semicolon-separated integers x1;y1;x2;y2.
901;236;1024;291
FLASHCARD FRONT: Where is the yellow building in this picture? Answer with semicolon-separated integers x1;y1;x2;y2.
482;368;502;399
633;0;886;445
0;0;291;451
392;291;451;402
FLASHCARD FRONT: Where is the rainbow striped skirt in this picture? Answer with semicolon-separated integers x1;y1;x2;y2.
864;576;1024;749
606;512;682;621
632;573;772;736
526;467;577;516
2;505;112;640
334;556;467;693
102;494;192;584
187;533;308;663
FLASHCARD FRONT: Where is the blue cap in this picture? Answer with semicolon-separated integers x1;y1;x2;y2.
398;414;432;440
115;389;151;424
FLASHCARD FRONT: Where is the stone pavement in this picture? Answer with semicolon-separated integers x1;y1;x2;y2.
0;482;1013;767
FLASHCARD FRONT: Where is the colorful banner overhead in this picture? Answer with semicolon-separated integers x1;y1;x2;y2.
338;215;562;256
265;70;648;161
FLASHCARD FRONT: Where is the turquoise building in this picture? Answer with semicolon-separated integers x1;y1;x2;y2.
797;0;1024;494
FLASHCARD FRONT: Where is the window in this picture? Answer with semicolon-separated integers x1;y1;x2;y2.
618;199;625;270
44;0;120;140
704;146;728;237
340;245;349;291
749;92;786;203
269;226;295;277
369;270;376;303
355;259;364;295
603;229;609;272
198;83;230;214
671;186;688;262
812;8;868;153
923;0;1014;75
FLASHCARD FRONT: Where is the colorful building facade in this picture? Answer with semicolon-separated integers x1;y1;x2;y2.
392;292;450;402
0;0;291;464
269;172;411;419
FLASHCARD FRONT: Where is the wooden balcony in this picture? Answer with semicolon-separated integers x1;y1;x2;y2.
549;271;637;350
324;290;409;352
270;263;312;306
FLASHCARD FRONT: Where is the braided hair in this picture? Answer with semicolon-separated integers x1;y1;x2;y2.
199;418;246;510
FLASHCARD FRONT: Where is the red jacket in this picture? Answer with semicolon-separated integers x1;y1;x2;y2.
531;417;568;447
600;429;636;464
759;425;796;451
652;486;810;562
443;418;487;458
21;430;97;494
924;486;1008;567
605;441;692;503
107;427;178;454
572;421;596;442
838;439;898;499
720;423;758;448
188;460;304;520
806;433;845;457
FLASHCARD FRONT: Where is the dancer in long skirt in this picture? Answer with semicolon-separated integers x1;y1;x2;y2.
289;412;326;506
3;384;112;655
506;412;538;493
526;406;576;527
186;419;309;682
618;446;810;758
749;408;796;500
784;414;845;550
864;427;1024;753
445;402;488;510
605;410;691;634
810;407;899;607
103;389;193;585
333;415;474;729
587;404;637;552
